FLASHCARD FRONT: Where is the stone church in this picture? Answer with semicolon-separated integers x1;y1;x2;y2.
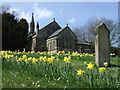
26;13;90;53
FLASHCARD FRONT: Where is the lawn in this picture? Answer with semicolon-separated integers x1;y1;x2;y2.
1;51;120;88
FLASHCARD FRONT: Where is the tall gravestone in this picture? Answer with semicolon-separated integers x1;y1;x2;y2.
95;23;110;67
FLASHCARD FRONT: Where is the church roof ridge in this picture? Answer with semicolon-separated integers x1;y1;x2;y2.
39;20;61;32
47;26;68;39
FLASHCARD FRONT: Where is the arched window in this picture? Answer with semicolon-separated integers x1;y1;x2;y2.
53;40;56;50
50;42;52;50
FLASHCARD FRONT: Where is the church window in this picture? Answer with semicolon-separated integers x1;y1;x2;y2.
53;40;56;50
50;42;52;50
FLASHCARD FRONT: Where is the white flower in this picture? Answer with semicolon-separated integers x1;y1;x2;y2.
64;86;67;89
57;77;61;81
38;85;40;87
37;81;39;83
21;84;25;86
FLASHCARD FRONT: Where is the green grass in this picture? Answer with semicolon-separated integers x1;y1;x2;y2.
1;53;120;88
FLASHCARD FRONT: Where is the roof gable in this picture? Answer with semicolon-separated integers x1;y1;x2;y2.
39;20;61;32
47;26;77;39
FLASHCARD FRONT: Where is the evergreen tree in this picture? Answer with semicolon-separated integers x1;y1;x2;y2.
16;18;28;50
2;11;29;51
2;12;18;50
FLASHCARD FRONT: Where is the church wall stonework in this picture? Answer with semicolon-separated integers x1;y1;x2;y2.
36;21;61;51
58;27;77;52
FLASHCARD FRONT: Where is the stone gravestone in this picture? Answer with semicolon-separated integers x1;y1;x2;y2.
95;23;110;67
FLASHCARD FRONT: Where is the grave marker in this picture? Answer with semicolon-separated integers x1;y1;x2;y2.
95;23;110;67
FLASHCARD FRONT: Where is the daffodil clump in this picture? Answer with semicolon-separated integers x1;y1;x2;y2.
1;50;118;88
3;54;14;59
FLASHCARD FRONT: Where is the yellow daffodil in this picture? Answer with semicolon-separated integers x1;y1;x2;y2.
51;56;55;60
39;56;43;61
0;51;6;55
32;57;37;64
22;55;27;59
110;53;115;56
64;57;67;61
64;56;71;63
4;54;13;59
28;57;32;61
47;58;53;64
87;63;94;70
67;56;71;61
104;62;108;67
77;70;85;76
43;56;47;61
25;59;29;63
99;67;106;72
84;62;87;64
18;58;23;61
61;51;65;54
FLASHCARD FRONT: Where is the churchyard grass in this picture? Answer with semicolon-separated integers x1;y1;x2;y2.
1;51;120;88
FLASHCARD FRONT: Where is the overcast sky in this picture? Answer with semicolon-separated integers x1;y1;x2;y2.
2;2;118;30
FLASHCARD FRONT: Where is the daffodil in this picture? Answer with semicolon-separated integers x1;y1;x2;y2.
4;54;11;59
25;59;29;63
47;58;53;64
84;62;87;64
39;56;43;61
99;67;106;72
28;57;32;61
110;53;115;56
77;70;85;76
67;56;71;61
22;55;27;59
87;63;94;70
64;56;71;63
32;57;37;64
104;62;108;67
18;58;23;61
51;56;55;60
0;51;6;55
64;57;67;61
62;51;64;53
43;56;47;61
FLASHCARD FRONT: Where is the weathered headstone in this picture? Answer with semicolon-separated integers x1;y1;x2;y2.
95;23;110;67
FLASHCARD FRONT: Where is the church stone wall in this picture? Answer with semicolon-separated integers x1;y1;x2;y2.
36;21;61;51
58;27;77;52
46;36;58;53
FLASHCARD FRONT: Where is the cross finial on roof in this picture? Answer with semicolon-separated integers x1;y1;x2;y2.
53;18;55;21
66;23;68;26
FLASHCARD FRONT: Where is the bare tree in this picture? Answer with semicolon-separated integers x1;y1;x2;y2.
87;17;118;47
73;26;88;42
73;17;119;48
0;5;9;13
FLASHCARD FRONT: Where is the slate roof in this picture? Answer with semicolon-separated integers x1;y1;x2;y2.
39;20;61;32
47;28;64;38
